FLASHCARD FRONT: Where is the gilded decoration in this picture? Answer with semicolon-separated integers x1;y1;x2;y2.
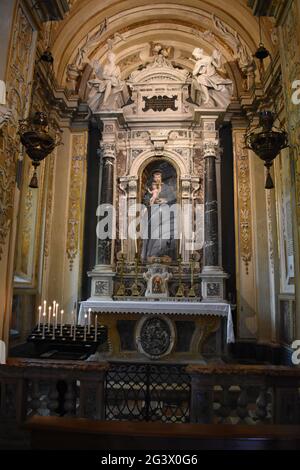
234;132;252;274
14;149;47;285
20;181;34;275
280;3;300;223
14;78;52;283
0;5;36;260
266;190;275;274
66;133;87;270
43;150;56;264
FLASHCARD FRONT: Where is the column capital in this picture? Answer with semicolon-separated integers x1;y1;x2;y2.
99;142;116;159
202;139;220;158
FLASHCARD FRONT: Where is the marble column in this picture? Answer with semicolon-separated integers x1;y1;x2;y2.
96;143;115;265
198;116;228;302
88;142;116;300
203;141;219;269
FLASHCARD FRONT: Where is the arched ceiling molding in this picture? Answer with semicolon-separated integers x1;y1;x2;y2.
85;25;235;73
78;28;240;101
75;24;239;99
51;1;273;86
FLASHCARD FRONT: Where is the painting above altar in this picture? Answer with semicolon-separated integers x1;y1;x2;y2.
140;160;177;263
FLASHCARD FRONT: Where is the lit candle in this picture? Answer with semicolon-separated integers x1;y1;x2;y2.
43;300;47;313
52;313;56;340
42;312;46;339
73;310;76;339
55;303;59;328
70;310;73;337
135;235;138;254
52;300;56;317
94;315;98;342
48;306;52;329
179;232;182;255
60;310;64;336
84;313;87;342
74;301;77;319
38;306;42;331
88;308;91;335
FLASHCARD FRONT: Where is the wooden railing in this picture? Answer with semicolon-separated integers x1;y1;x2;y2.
25;416;300;450
0;359;300;427
188;364;300;425
0;358;108;423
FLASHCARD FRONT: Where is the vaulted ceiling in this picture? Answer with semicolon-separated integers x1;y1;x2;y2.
50;0;276;95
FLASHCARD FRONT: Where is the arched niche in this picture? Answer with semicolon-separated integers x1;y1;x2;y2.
139;158;178;205
129;149;189;179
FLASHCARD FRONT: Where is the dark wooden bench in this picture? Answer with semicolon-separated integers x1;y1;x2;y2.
25;416;300;450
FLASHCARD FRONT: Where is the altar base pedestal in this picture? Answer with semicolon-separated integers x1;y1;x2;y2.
199;268;229;302
88;267;115;301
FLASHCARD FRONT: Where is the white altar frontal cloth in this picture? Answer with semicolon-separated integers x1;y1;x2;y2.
78;300;235;344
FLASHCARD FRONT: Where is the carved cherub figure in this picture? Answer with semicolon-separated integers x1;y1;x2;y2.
148;182;161;205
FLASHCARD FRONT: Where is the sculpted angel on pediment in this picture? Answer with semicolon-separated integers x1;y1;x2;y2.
87;51;125;112
191;48;233;108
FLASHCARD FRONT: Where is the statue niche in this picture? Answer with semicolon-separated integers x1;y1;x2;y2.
140;160;177;263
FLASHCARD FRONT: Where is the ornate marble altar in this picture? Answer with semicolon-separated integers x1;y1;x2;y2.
83;42;234;362
79;300;234;361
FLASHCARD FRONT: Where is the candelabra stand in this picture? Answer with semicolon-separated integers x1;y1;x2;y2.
116;253;126;296
188;255;196;298
176;255;185;298
131;254;140;297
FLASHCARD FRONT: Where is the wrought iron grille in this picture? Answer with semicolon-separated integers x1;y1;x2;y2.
105;363;190;423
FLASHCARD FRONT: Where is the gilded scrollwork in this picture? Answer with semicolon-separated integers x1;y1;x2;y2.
66;133;87;270
0;5;36;260
234;132;252;274
266;190;274;274
43;151;56;263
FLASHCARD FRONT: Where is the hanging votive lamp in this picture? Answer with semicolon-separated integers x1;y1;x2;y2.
245;111;288;189
18;112;61;188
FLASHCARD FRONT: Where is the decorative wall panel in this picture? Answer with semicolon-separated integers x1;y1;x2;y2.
66;133;87;270
278;1;300;339
0;4;36;259
0;2;37;344
275;150;295;294
233;132;252;274
232;128;257;340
